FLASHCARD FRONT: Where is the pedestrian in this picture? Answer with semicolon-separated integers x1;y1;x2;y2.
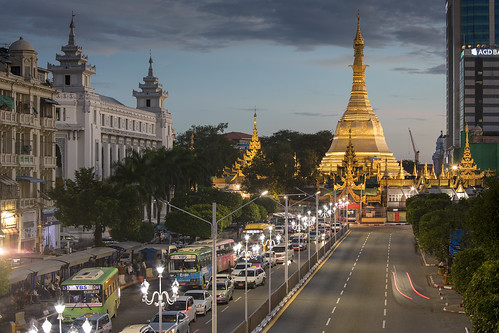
127;263;134;282
32;288;39;304
141;261;147;277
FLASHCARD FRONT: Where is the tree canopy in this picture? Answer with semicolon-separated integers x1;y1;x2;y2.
49;168;147;245
242;130;332;194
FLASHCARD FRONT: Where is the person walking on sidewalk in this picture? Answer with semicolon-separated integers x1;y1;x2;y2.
127;263;134;282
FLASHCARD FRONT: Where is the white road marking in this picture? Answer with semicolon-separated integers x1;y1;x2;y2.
326;318;331;326
337;297;341;304
332;307;336;314
234;296;241;302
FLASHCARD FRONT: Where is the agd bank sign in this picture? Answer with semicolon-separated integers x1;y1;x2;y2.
471;48;499;56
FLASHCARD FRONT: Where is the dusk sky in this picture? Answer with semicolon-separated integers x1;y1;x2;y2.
1;0;446;163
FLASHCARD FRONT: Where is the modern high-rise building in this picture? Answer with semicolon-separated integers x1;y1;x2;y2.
445;0;499;171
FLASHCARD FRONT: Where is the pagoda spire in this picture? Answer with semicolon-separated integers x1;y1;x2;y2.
148;50;154;77
319;15;399;177
68;12;76;46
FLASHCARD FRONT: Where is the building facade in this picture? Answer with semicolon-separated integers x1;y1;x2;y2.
48;17;174;182
0;37;59;253
445;0;499;171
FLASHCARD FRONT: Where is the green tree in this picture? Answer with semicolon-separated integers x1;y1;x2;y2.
254;197;279;215
0;258;10;296
165;203;232;238
176;123;240;186
468;177;499;259
406;193;452;237
463;260;499;332
452;247;486;294
49;168;136;246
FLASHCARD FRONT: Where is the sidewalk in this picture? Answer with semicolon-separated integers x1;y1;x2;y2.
420;251;466;314
0;275;147;333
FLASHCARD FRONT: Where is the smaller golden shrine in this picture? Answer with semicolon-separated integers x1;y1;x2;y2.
212;111;262;192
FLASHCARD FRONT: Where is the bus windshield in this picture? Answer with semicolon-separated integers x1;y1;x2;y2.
169;254;198;273
62;285;103;306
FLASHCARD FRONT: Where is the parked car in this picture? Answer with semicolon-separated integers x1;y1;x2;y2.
231;262;253;277
290;235;307;251
309;231;325;243
274;225;285;235
166;295;196;323
70;313;112;333
184;290;212;315
208;278;234;304
246;255;268;269
233;267;266;289
148;311;190;333
272;245;294;264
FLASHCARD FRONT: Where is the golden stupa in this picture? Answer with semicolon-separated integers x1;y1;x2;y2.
319;15;400;177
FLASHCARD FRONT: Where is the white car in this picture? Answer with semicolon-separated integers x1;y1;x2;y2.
166;295;196;323
184;290;212;315
231;262;253;277
272;245;294;264
148;311;190;333
233;267;266;289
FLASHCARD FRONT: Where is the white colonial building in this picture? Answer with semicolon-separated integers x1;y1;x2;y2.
48;16;174;182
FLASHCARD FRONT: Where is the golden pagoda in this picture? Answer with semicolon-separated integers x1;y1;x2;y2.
319;15;400;177
212;111;262;192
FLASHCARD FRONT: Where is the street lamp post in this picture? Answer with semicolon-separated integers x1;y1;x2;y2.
301;211;315;271
161;191;267;333
315;192;319;256
261;227;281;313
54;302;65;333
234;235;260;333
141;265;180;333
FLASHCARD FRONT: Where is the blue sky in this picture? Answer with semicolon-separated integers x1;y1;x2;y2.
1;0;446;163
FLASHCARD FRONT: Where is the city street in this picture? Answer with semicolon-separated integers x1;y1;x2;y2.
113;246;310;332
266;225;471;333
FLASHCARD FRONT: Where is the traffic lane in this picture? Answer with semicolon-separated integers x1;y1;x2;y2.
386;227;471;332
266;229;365;332
324;230;390;333
112;281;163;332
190;259;304;333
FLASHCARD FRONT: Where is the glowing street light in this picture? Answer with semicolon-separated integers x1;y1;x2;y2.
141;265;179;333
41;318;52;333
54;301;65;333
261;227;281;313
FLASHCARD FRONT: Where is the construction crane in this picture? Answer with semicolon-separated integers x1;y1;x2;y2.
408;128;420;166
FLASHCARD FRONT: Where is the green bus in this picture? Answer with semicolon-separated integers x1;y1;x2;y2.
61;267;120;321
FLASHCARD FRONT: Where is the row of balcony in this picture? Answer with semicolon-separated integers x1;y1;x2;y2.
1;197;55;214
0;110;56;129
0;154;56;168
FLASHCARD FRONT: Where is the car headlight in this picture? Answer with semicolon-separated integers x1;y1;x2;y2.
167;328;176;333
196;304;203;308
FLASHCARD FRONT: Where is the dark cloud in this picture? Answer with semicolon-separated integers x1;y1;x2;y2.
392;63;445;75
0;0;445;54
